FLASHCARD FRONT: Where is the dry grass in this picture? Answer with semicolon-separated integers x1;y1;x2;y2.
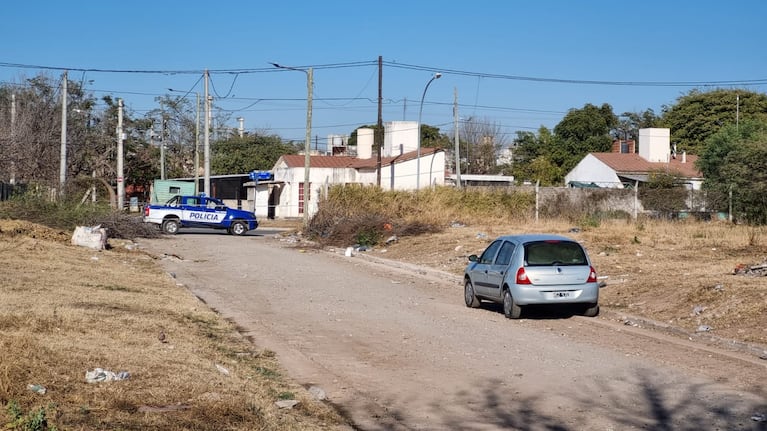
0;220;345;430
2;194;766;429
378;217;767;346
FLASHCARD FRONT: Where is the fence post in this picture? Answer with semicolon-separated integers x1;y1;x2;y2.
633;181;639;220
535;180;540;223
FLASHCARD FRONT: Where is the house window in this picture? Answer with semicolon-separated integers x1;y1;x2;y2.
298;182;311;214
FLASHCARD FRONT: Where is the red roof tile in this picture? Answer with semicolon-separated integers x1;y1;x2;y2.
279;147;442;169
591;152;702;178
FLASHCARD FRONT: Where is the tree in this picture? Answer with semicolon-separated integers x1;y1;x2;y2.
0;74;64;188
660;89;767;155
460;117;507;174
211;134;298;175
615;109;660;141
551;103;617;176
697;119;767;224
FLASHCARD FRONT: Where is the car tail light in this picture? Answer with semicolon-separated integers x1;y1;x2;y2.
586;266;597;283
144;206;150;216
516;267;531;285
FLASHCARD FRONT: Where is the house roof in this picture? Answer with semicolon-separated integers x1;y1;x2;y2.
278;147;442;169
591;152;702;178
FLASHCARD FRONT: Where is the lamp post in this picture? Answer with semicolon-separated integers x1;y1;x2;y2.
417;72;441;191
270;63;313;228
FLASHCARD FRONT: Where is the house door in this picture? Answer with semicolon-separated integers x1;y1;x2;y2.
268;186;279;219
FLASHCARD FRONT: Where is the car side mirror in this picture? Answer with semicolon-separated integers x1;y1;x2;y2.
468;254;478;262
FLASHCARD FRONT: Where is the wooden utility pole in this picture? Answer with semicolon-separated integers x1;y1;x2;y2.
376;56;383;187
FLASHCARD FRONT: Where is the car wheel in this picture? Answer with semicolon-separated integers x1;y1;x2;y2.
464;279;481;308
230;221;247;236
503;289;522;319
161;219;180;235
583;303;599;317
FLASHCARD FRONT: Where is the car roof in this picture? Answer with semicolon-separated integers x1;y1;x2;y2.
493;233;579;243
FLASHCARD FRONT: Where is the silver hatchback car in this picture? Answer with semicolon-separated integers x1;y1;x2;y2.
463;234;600;319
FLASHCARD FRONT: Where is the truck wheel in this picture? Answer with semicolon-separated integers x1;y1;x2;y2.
162;219;180;235
230;221;247;236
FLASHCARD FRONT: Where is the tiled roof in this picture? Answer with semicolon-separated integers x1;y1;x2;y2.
591;152;702;178
279;147;442;169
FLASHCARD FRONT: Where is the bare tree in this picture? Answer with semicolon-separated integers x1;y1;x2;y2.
460;117;507;174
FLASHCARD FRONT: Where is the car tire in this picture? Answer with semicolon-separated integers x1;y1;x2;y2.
161;219;180;235
503;289;522;319
583;303;599;317
464;279;481;308
230;221;247;236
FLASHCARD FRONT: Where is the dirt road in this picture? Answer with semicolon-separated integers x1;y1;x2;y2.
140;232;767;430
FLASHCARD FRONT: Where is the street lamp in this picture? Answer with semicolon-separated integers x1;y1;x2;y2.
417;72;442;191
270;63;313;228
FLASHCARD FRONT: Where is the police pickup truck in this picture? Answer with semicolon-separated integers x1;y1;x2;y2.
143;194;258;236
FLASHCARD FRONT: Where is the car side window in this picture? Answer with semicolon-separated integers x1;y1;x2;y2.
479;240;502;264
494;241;515;266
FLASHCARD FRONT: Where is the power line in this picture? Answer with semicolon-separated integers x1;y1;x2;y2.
382;61;767;88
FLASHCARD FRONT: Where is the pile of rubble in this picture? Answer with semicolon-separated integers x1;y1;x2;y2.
733;260;767;276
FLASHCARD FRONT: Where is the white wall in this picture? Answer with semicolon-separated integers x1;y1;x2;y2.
271;150;445;218
564;154;624;188
384;121;418;157
639;128;670;163
357;128;374;159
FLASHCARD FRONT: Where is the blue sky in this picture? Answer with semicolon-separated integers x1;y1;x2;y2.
2;1;766;150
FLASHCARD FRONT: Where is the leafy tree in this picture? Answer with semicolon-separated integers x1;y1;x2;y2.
660;89;767;155
552;103;617;176
211;134;297;174
615;109;660;141
697;119;767;224
420;124;452;150
514;156;562;186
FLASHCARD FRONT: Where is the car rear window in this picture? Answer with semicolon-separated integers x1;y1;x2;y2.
523;240;587;266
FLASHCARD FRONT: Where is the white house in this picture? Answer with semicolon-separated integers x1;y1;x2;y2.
565;128;703;190
247;121;446;219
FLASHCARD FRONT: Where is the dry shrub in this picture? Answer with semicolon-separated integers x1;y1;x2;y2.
0;196;160;240
308;185;534;247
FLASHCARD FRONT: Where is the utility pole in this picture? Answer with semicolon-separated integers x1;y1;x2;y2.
270;62;313;226
10;93;16;184
10;94;15;134
303;67;313;228
160;118;166;180
204;69;211;196
195;92;200;195
117;99;125;210
59;70;68;197
453;87;461;189
376;55;383;187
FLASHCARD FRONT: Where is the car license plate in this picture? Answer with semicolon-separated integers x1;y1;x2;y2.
552;291;571;298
